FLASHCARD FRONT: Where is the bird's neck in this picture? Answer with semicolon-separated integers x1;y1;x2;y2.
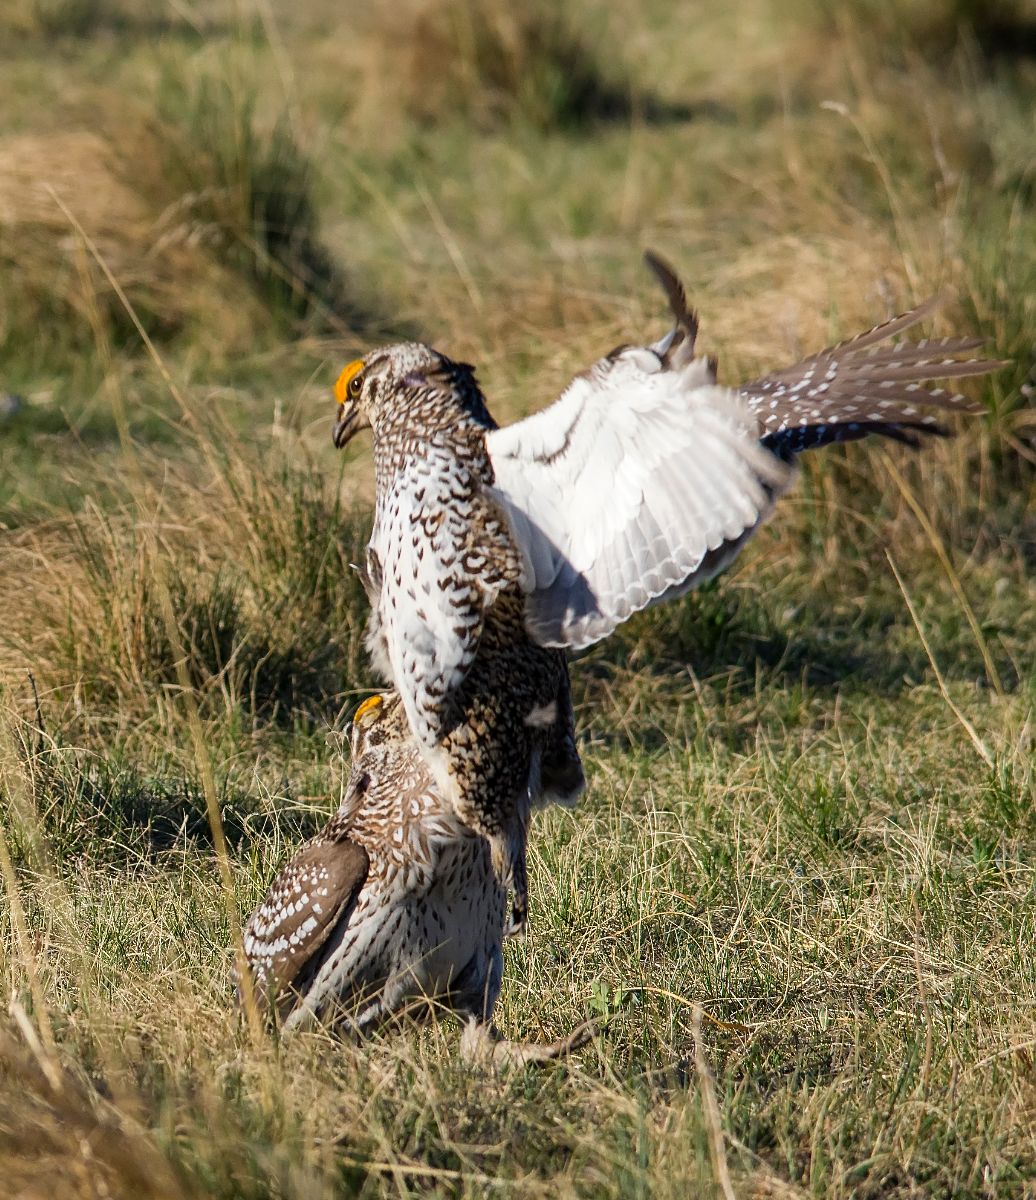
373;398;492;463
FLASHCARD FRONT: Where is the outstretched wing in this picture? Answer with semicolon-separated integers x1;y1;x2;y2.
741;297;1008;456
486;346;791;651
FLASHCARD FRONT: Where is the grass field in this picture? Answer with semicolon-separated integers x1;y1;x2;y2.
0;0;1034;1195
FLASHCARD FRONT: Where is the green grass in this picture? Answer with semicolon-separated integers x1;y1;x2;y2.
1;0;1035;1195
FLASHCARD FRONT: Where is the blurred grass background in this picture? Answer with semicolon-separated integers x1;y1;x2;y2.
0;0;1034;1195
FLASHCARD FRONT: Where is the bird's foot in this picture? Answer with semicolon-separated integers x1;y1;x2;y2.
459;1017;598;1068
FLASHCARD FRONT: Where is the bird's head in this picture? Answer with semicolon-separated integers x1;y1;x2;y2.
332;343;493;449
348;691;407;759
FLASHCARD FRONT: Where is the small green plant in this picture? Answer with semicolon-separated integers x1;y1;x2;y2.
589;980;631;1022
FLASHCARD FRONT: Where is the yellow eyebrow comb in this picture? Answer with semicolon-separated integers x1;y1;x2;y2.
335;359;365;405
353;694;384;723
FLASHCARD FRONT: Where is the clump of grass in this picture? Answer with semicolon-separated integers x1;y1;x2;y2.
0;1021;198;1200
0;59;356;384
2;443;374;741
59;552;344;723
385;0;634;130
0;128;252;375
152;63;355;330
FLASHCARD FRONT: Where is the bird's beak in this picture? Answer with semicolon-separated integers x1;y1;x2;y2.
332;403;363;449
332;359;368;449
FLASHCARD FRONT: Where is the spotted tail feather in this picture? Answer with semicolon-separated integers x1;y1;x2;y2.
739;298;1009;458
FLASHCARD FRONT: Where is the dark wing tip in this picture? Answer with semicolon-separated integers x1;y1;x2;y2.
642;249;682;297
642;250;688;315
642;249;699;343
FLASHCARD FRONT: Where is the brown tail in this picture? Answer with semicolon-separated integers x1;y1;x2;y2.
740;297;1009;457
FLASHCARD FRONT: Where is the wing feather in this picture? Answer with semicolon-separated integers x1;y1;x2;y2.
742;299;1006;455
485;268;1002;652
487;352;790;650
239;828;369;1020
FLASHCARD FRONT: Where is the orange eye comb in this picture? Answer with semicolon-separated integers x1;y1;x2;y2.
335;359;364;405
353;694;384;723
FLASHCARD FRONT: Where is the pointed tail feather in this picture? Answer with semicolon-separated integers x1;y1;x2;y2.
739;298;1009;457
644;249;699;366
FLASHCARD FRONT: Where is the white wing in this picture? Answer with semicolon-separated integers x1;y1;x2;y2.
486;347;791;651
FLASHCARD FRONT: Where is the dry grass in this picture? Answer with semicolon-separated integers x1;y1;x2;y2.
0;0;1034;1195
0;1016;199;1200
375;0;634;130
0;441;373;750
0;126;262;361
0;58;358;384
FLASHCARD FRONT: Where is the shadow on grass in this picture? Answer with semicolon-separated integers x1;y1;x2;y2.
576;581;921;693
573;569;1021;754
396;0;720;133
4;0;234;42
5;750;331;867
976;17;1036;58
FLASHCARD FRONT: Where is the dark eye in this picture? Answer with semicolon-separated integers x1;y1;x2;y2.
348;374;363;398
